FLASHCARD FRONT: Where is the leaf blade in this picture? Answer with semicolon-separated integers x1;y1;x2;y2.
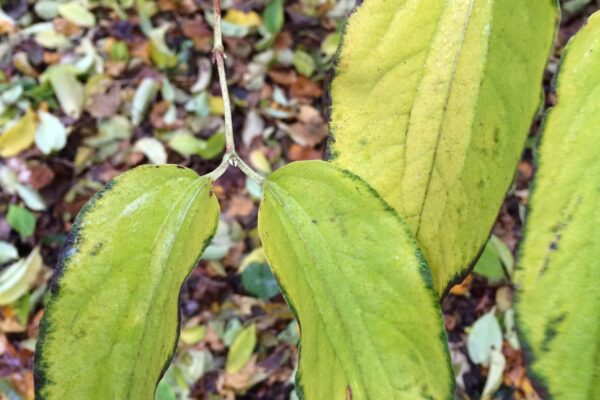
515;12;600;399
258;161;453;399
34;165;220;400
329;0;558;296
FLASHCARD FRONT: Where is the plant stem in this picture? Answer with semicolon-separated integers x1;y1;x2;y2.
210;0;265;186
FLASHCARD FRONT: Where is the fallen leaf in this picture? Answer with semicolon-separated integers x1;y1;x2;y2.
291;75;323;98
131;77;160;125
467;309;503;367
57;2;95;27
133;137;167;165
35;110;67;155
0;109;36;157
287;105;327;147
6;205;36;239
0;247;43;305
0;242;18;264
47;65;84;118
148;25;178;69
87;86;122;119
224;10;262;28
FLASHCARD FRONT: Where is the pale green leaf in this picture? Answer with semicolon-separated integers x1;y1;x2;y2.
292;50;315;77
35;30;73;50
481;348;506;399
330;0;558;296
466;310;502;367
34;1;60;20
35;110;67;155
15;184;46;212
225;324;257;373
0;247;42;305
131;78;159;126
48;65;85;118
258;161;453;399
515;12;600;400
168;133;205;158
201;219;231;261
34;165;220;399
0;241;18;265
133;137;167;165
57;2;96;28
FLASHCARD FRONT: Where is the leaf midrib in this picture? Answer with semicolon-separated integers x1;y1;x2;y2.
414;0;476;236
266;180;397;399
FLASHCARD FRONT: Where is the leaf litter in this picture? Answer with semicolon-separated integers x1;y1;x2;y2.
0;0;595;399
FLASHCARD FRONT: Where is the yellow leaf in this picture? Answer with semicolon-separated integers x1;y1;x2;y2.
225;324;256;373
208;95;225;115
0;109;37;157
224;9;262;28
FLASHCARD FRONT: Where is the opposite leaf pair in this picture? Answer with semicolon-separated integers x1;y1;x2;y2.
34;161;452;399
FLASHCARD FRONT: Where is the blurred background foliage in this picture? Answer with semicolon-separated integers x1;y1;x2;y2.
0;0;597;399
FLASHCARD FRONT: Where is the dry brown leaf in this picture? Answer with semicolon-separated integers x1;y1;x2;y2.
87;86;122;119
291;75;323;98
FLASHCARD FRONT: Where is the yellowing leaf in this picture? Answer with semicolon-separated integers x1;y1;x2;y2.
148;25;178;69
208;95;224;115
225;324;256;373
224;9;262;28
35;165;220;399
258;161;453;399
329;0;558;296
515;12;600;399
0;109;37;157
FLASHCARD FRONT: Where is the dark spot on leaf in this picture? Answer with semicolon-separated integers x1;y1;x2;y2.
541;312;567;352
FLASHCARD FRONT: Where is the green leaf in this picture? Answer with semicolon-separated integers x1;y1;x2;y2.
263;0;284;35
241;262;280;300
168;132;225;160
329;0;558;296
110;41;130;62
225;323;257;373
473;235;512;283
34;165;220;399
515;13;600;400
198;132;225;160
473;241;505;282
258;161;453;399
293;50;315;77
7;204;36;239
